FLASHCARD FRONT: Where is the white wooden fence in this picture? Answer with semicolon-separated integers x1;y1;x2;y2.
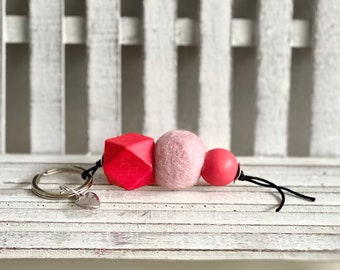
1;0;339;157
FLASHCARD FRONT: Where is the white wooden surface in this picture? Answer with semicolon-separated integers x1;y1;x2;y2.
310;0;340;157
143;0;177;138
0;156;339;260
29;0;64;154
254;0;293;156
198;0;232;149
86;0;121;154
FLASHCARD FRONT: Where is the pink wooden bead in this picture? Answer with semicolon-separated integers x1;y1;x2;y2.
201;148;239;186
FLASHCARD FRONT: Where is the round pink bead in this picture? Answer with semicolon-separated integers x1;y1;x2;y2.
201;148;239;186
154;130;206;190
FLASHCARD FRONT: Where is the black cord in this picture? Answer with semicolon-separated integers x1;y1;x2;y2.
81;156;104;180
238;171;315;212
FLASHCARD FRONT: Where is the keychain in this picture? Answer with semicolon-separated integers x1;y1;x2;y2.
31;130;315;211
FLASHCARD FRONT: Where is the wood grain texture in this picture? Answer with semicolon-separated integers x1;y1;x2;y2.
86;0;121;154
198;0;232;149
0;0;4;154
29;0;64;154
254;0;293;156
310;0;340;157
1;157;339;260
143;0;177;138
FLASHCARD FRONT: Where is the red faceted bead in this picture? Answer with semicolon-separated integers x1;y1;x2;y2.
201;148;240;186
103;133;155;190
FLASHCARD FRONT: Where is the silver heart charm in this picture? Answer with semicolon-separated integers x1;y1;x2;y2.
75;192;100;209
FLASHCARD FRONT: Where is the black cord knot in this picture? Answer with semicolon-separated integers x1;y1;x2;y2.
81;156;104;180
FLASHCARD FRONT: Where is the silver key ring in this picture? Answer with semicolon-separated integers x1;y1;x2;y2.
31;166;93;200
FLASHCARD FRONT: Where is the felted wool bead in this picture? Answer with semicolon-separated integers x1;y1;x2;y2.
103;133;155;190
201;148;239;186
154;130;206;190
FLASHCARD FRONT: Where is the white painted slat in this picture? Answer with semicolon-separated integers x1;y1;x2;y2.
198;0;232;149
176;18;197;46
143;0;177;137
63;16;85;44
5;16;311;48
29;0;64;154
254;0;293;156
120;17;140;45
310;0;340;157
0;0;5;154
6;15;28;43
86;0;121;153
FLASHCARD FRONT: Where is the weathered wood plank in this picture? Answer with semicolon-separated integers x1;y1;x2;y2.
1;231;339;252
0;0;5;154
310;0;340;157
0;189;337;207
198;0;232;149
0;201;338;213
0;208;339;226
2;222;339;235
143;0;177;138
86;0;121;153
254;0;293;156
29;0;64;153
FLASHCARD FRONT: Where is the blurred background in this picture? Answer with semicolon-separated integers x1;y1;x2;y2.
6;0;314;156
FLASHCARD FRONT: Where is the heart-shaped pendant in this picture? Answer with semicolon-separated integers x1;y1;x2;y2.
75;192;100;209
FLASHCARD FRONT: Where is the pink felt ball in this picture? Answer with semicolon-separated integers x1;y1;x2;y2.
201;148;240;186
154;130;206;190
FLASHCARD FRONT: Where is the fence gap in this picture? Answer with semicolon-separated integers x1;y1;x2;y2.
121;0;143;134
122;46;144;134
231;48;256;156
177;0;199;134
64;0;87;154
288;0;314;156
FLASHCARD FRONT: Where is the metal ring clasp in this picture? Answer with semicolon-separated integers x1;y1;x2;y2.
31;166;93;200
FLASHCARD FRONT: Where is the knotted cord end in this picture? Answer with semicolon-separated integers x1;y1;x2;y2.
237;171;315;212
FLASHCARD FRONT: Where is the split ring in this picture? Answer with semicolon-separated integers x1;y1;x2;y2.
31;166;93;200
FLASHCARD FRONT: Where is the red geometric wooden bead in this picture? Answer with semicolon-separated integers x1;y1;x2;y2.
201;148;240;186
103;133;155;190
